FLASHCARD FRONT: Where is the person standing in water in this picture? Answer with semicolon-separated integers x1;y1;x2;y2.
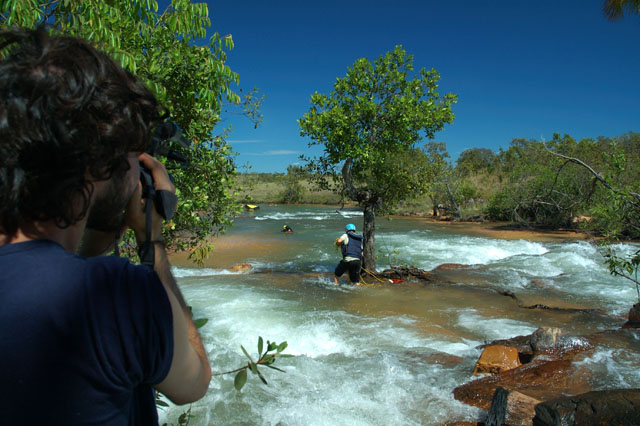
334;223;363;286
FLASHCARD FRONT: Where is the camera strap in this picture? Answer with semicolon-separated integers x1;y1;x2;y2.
138;170;156;266
138;168;178;267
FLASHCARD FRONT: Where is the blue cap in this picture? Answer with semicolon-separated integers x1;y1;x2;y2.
346;224;356;231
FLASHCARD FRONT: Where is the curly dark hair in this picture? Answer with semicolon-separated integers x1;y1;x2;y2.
0;28;163;235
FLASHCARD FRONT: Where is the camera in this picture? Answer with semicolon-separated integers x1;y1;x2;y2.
138;121;191;265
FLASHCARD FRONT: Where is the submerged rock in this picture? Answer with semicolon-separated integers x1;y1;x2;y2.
423;352;466;368
230;263;252;272
533;389;640;425
432;263;472;272
376;266;435;281
622;303;640;328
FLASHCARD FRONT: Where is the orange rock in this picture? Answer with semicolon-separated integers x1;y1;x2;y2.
230;263;252;272
473;345;522;375
454;359;591;410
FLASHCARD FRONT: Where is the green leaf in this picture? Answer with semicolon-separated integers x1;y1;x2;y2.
265;365;285;372
256;369;268;385
240;345;254;363
155;399;169;407
249;361;258;374
258;336;263;356
234;369;247;391
193;317;208;329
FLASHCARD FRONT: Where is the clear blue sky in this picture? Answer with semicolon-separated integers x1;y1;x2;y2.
204;0;640;173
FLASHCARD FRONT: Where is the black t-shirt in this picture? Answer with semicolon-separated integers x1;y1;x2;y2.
0;240;174;425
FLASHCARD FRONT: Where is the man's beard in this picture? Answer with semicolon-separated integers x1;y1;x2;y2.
86;175;133;233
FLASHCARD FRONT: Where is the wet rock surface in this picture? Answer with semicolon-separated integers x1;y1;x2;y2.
455;328;595;411
486;387;540;426
432;263;473;272
453;358;588;410
529;327;562;353
533;389;640;426
473;346;521;375
480;334;534;359
481;329;594;363
623;303;640;328
376;266;436;281
230;263;252;272
423;352;466;368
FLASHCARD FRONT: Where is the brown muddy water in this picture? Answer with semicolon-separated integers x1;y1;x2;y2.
163;205;640;426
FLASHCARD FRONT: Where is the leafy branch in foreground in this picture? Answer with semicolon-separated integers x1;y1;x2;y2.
603;246;640;302
214;337;293;391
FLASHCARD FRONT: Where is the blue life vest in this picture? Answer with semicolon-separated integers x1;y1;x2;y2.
342;233;363;259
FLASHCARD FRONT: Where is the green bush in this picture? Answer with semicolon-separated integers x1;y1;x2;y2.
485;190;516;221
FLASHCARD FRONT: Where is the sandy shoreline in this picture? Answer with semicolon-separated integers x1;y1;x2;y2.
398;216;592;242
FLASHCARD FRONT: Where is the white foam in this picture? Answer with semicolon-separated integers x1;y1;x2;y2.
171;266;250;277
574;347;640;388
456;310;537;341
379;232;548;269
254;209;362;222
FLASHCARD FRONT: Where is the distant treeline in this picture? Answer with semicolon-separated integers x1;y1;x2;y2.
473;131;639;239
237;131;640;239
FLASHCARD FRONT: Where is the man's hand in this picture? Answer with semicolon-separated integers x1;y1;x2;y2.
125;153;176;244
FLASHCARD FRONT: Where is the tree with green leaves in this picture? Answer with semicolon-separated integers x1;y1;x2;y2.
299;46;456;272
456;147;496;176
603;0;640;19
422;142;458;217
1;0;262;263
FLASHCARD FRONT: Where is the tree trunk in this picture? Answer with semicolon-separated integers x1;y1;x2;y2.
445;181;460;219
341;158;380;272
362;203;376;272
428;194;438;216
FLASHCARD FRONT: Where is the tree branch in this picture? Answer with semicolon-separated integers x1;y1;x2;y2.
545;147;640;208
341;158;359;201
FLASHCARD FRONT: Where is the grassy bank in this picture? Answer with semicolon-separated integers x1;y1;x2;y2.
234;172;498;219
235;173;343;205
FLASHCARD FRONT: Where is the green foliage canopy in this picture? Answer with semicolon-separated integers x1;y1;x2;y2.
1;0;258;263
298;46;456;271
456;147;496;175
484;132;640;238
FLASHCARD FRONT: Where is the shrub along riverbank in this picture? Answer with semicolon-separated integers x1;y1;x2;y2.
236;131;640;240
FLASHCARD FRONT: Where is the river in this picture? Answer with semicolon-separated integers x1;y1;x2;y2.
162;205;640;425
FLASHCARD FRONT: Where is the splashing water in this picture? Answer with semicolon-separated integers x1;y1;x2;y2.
161;205;640;425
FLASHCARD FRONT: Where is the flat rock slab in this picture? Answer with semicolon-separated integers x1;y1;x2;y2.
377;266;436;281
533;388;640;425
453;359;591;410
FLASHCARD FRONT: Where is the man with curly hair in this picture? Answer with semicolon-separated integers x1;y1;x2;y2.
0;28;211;425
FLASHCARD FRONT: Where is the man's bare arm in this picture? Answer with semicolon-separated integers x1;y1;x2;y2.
126;153;211;404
